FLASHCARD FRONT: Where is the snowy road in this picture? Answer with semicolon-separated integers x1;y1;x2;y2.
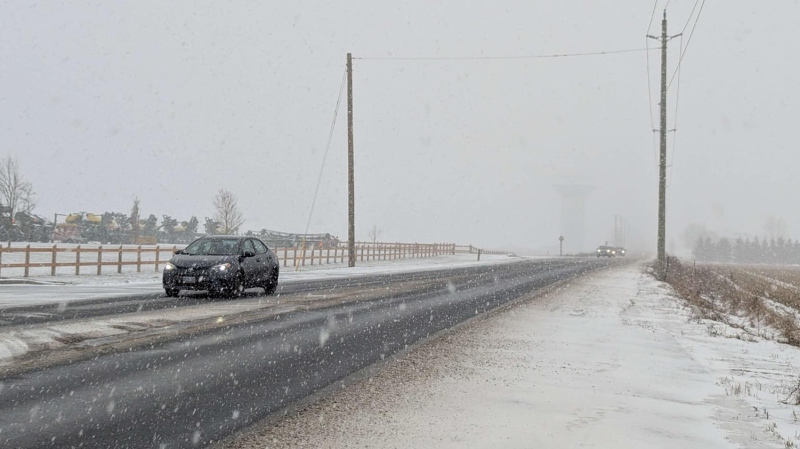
0;258;616;448
217;263;800;449
0;266;519;326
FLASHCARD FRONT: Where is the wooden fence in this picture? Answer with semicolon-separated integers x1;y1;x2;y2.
0;241;503;277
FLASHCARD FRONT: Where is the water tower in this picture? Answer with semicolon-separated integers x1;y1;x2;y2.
553;185;594;254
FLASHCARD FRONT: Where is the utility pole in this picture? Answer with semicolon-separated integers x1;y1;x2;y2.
649;11;677;263
347;53;356;267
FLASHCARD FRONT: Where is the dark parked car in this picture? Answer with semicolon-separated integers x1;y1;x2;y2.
596;245;616;257
162;236;279;297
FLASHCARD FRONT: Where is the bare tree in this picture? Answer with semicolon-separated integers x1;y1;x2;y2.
368;224;381;243
0;157;35;223
213;189;244;235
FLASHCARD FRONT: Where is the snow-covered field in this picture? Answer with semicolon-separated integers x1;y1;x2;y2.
220;263;800;449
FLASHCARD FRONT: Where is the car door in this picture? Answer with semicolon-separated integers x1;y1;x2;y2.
252;239;273;280
239;239;261;286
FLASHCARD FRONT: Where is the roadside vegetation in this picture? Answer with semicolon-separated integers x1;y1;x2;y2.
653;257;800;347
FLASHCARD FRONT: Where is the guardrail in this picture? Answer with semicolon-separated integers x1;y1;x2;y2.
0;241;501;277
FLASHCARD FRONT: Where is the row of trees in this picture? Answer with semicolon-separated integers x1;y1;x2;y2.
693;236;800;265
1;154;248;243
103;189;244;243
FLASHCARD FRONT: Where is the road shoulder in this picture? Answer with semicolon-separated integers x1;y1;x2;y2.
217;263;800;449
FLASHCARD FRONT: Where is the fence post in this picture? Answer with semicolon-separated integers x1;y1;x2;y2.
24;244;30;277
51;245;57;276
0;246;3;277
310;247;315;265
154;245;160;272
137;245;142;272
333;246;338;264
117;245;123;274
97;245;103;275
76;245;81;275
326;248;330;264
283;247;288;267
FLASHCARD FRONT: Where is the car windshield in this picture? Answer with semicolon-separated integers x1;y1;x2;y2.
183;239;240;255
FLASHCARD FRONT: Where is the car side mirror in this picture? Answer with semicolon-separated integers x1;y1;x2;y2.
243;250;256;258
174;249;184;255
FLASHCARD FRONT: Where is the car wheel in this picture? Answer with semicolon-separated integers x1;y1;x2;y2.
263;268;279;295
229;272;245;298
165;288;180;297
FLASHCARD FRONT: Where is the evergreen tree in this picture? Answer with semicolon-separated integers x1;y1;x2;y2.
717;238;732;263
186;216;199;235
143;214;159;237
733;237;745;263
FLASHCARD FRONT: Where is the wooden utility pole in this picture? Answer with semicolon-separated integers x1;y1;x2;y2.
347;53;356;267
649;11;674;263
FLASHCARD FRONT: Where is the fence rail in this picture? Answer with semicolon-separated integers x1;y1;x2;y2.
0;241;506;278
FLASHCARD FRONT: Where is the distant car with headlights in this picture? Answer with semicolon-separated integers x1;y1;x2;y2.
615;247;626;257
162;236;279;298
596;245;616;257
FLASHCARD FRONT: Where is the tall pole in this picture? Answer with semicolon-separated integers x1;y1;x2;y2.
657;11;668;262
347;53;356;267
649;11;669;263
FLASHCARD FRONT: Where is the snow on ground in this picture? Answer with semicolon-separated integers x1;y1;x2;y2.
0;254;521;363
0;254;519;308
219;263;800;449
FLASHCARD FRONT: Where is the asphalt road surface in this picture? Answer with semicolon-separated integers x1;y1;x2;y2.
2;264;528;326
0;258;617;448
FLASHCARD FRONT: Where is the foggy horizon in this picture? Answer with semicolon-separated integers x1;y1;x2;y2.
2;1;798;254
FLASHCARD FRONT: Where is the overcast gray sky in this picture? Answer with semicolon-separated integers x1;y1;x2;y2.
2;1;798;253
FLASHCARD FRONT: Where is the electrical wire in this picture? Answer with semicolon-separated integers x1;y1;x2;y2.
680;0;701;35
304;68;347;237
646;0;660;168
669;34;684;183
668;0;706;89
354;47;655;61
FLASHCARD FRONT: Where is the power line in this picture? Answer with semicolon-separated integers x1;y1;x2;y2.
680;0;701;35
646;0;659;167
668;0;706;89
304;68;347;236
669;34;684;180
354;47;656;61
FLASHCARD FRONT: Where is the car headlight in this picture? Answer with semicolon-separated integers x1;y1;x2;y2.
597;249;601;252
164;262;176;271
212;263;232;272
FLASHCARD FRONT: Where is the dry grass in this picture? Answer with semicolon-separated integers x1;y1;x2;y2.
653;257;800;345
